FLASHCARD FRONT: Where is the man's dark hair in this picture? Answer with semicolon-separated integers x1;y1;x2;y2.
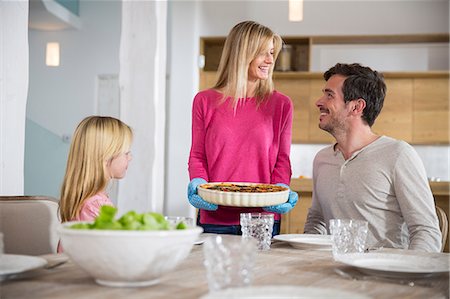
324;63;386;127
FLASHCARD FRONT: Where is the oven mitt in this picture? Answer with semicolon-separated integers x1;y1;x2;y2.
187;178;218;211
263;183;298;214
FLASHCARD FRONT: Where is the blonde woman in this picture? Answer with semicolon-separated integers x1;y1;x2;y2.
188;21;298;236
59;116;133;224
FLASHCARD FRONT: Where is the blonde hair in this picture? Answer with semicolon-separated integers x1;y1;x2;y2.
213;20;282;107
59;116;133;222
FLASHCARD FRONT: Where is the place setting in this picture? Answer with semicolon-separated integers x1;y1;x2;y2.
273;234;332;251
0;254;48;281
0;252;69;282
327;219;450;288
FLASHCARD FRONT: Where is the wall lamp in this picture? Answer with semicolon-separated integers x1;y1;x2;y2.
289;0;304;22
46;42;60;67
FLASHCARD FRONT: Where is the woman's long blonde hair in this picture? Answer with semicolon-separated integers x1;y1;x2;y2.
213;20;282;107
59;116;133;222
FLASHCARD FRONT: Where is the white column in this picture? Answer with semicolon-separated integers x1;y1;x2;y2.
118;0;167;214
0;1;29;195
165;0;200;218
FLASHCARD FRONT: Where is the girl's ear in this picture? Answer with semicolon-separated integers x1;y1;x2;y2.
104;159;112;177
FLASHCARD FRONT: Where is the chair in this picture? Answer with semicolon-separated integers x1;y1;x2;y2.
0;196;60;256
436;206;448;252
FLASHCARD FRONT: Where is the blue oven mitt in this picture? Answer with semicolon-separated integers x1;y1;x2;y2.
187;178;218;211
263;183;298;214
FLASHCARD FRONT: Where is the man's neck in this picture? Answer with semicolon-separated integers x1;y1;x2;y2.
334;126;379;160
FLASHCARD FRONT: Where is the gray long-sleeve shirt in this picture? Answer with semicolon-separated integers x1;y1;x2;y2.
304;136;442;252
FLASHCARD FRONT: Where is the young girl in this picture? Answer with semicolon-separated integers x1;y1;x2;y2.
59;116;133;224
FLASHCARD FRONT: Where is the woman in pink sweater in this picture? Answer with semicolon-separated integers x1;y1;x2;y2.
188;21;298;235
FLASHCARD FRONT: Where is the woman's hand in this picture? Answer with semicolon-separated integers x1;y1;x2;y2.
187;178;218;211
263;183;299;214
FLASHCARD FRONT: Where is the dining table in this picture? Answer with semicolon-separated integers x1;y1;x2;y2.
2;235;449;299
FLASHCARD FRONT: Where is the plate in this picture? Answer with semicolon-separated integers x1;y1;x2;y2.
336;252;450;278
273;234;332;250
198;182;289;207
200;285;370;299
194;233;217;245
0;254;47;277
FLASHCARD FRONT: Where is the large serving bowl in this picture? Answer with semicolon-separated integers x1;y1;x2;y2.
58;222;203;287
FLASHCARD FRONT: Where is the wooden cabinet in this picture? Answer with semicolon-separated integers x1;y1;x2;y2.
199;34;449;144
200;34;448;75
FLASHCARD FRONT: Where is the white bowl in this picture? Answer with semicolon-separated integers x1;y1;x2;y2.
58;222;203;287
198;182;289;207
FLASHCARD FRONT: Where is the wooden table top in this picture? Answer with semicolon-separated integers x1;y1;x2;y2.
3;238;449;299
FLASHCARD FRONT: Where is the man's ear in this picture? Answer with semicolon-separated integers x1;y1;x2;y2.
352;98;366;114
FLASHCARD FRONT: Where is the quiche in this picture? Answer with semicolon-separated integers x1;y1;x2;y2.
199;183;288;193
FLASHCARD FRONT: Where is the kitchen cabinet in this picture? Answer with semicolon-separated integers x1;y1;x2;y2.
284;178;450;252
201;34;448;74
199;34;449;144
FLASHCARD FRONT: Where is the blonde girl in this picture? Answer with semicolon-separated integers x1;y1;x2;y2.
59;116;133;223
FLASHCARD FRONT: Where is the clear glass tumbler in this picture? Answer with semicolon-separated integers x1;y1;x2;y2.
203;235;257;292
240;213;274;251
329;219;368;261
164;216;194;229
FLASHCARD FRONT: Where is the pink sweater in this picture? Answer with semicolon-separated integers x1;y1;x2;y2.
188;89;293;225
75;192;114;221
57;192;113;253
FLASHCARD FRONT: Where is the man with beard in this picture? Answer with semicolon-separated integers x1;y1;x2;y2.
304;63;441;252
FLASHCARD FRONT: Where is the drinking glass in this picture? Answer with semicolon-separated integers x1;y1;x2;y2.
164;216;194;229
203;235;257;292
329;219;368;261
240;213;274;251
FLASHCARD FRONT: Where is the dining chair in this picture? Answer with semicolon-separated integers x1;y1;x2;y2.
0;196;60;256
435;205;448;252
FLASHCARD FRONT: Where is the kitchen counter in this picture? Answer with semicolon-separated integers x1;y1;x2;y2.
290;178;450;196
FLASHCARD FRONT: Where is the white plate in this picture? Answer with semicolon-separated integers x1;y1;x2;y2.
200;285;370;299
336;252;450;278
194;233;218;245
273;234;332;250
0;254;47;277
198;182;289;207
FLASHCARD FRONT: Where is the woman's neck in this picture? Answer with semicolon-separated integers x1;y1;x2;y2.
246;79;258;98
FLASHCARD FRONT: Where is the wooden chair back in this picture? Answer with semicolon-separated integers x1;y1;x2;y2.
436;205;448;252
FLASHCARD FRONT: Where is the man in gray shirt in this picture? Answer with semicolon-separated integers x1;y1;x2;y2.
304;63;441;252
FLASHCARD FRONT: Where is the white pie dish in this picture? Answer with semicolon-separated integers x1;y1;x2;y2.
198;182;289;207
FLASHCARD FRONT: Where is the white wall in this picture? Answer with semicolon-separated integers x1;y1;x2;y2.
27;0;121;138
198;0;448;36
0;1;29;195
118;0;167;214
165;0;450;217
